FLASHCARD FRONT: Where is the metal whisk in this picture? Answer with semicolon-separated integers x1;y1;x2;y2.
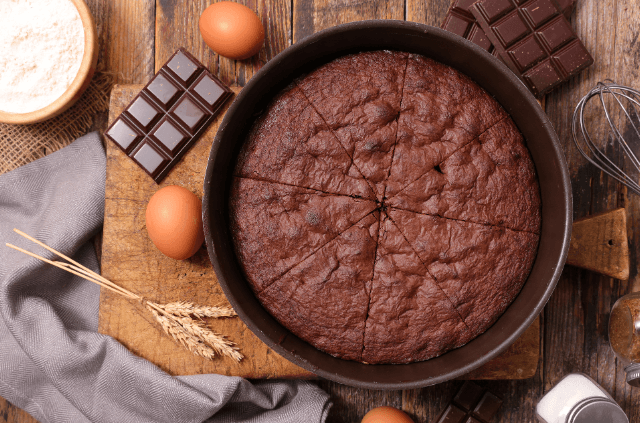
572;80;640;196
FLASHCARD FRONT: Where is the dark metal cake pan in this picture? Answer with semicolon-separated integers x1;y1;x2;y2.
202;20;572;390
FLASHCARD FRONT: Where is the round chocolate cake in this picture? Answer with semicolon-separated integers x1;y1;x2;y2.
229;51;541;364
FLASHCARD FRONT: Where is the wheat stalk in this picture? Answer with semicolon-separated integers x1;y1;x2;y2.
154;301;237;319
6;229;243;362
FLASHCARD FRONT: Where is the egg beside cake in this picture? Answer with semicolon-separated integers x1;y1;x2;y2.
228;51;541;364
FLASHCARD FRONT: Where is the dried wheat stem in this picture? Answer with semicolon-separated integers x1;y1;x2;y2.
8;229;243;362
12;229;140;300
57;262;139;300
6;243;134;300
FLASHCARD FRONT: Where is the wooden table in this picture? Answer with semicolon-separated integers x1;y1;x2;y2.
2;0;640;422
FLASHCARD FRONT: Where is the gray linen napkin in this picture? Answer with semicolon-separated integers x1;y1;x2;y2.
0;133;331;423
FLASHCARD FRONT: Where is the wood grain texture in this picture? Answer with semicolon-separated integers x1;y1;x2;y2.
156;0;291;88
293;0;404;43
0;399;34;423
406;0;450;26
99;85;311;378
86;0;156;84
464;318;540;380
568;208;630;280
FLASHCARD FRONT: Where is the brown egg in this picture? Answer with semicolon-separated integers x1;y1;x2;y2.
362;407;414;423
199;1;265;60
145;185;204;260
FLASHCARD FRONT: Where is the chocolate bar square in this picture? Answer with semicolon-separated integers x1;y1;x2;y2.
441;0;575;61
453;380;485;411
437;404;467;423
146;72;184;110
442;0;501;56
105;118;143;153
149;117;190;155
473;392;503;421
104;48;232;182
131;141;169;177
470;0;593;97
436;382;503;423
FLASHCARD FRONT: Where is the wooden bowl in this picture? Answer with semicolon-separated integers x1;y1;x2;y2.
203;20;572;389
0;0;98;125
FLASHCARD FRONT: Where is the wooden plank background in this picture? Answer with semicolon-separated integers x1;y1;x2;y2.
3;0;640;422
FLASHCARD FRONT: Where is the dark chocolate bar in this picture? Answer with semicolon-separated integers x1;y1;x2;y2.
436;381;503;423
470;0;592;97
441;0;500;56
104;48;232;182
441;0;575;57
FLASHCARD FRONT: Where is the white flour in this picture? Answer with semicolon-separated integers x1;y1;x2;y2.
0;0;84;114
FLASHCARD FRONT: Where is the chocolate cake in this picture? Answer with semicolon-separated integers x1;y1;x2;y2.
229;50;541;364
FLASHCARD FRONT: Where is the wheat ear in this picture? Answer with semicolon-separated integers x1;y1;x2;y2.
7;229;243;362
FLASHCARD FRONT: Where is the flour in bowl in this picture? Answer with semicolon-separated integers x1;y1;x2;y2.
0;0;84;114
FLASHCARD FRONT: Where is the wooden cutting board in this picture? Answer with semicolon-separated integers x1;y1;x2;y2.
99;84;541;379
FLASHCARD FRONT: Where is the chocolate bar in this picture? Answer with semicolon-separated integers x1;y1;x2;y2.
105;48;232;182
436;381;503;423
470;0;592;97
441;0;500;56
441;0;575;57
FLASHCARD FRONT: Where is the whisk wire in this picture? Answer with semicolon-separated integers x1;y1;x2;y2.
598;83;640;171
573;89;634;192
572;81;640;196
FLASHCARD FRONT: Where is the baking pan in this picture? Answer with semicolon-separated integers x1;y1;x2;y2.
203;20;572;389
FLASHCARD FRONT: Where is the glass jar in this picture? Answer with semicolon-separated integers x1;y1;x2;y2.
535;373;628;423
609;291;640;386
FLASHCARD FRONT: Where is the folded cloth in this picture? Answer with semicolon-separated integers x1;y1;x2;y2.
0;133;331;423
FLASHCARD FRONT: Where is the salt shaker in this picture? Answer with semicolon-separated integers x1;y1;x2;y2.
535;373;628;423
609;291;640;387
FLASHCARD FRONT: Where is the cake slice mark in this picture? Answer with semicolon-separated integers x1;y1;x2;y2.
381;54;410;203
235;84;376;200
362;213;474;363
384;55;509;200
385;213;473;333
257;200;380;293
254;209;380;294
230;173;376;201
388;205;540;235
359;210;384;360
257;211;380;361
294;83;379;201
384;114;509;202
281;86;377;201
229;178;378;293
386;119;541;234
295;51;409;202
387;208;538;336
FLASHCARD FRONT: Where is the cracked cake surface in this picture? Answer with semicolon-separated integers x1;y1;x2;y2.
228;50;541;364
258;212;379;362
296;50;409;202
362;213;473;364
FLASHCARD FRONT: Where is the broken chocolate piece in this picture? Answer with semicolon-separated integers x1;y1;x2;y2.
470;0;592;97
437;381;503;423
441;0;575;57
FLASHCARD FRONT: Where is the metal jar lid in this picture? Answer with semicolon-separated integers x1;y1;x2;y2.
566;397;628;423
625;363;640;387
